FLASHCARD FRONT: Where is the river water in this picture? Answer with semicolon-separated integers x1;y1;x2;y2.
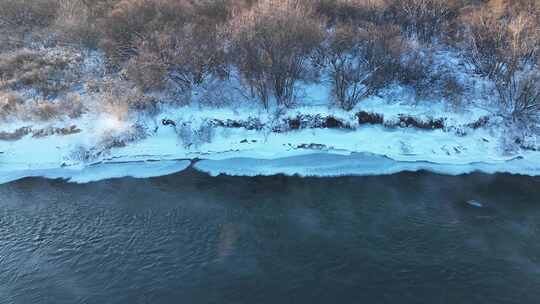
1;170;539;303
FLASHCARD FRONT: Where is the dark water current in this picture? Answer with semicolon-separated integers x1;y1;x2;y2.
1;170;540;303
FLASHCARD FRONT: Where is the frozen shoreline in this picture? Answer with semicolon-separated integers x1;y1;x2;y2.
1;151;539;185
2;91;539;184
194;152;540;177
1;111;539;184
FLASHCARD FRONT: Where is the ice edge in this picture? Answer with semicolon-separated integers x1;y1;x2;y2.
1;152;538;185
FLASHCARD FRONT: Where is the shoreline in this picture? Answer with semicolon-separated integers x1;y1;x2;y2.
2;100;539;184
1;151;539;185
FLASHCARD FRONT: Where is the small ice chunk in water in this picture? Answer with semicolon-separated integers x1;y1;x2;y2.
466;200;483;208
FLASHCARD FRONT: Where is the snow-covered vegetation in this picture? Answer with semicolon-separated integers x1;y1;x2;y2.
0;0;539;181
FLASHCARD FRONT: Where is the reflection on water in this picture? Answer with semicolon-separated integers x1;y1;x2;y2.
0;170;539;304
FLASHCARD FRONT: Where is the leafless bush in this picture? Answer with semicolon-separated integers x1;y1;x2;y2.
99;0;158;61
192;0;247;23
1;89;87;122
21;100;81;122
176;120;215;148
125;51;168;92
196;79;241;108
398;42;436;100
323;23;408;110
461;4;539;79
0;48;82;98
94;78;159;118
0;91;23;120
53;0;102;47
441;73;465;109
461;2;540;120
59;92;86;119
99;0;228;94
132;22;229;93
386;0;460;42
0;0;58;29
497;69;540;122
314;0;388;24
26;100;64;121
324;25;365;110
230;0;324;108
69;123;149;163
99;0;191;63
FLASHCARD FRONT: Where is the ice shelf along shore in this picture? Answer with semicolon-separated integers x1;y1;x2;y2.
1;95;539;184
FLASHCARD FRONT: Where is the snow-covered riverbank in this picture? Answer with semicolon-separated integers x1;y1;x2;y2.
1;94;539;184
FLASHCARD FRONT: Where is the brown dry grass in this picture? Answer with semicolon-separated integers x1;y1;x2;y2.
0;48;82;98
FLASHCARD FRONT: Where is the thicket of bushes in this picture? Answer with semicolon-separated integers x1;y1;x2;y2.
0;0;539;122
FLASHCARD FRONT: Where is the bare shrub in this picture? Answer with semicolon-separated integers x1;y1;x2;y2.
386;0;460;42
132;22;229;93
59;92;86;119
92;78;159;118
125;51;168;92
192;0;244;23
176;120;215;148
398;41;436;100
2;99;64;122
196;79;241;108
323;23;407;110
230;0;324;108
100;0;228;94
27;100;64;121
99;0;159;61
30;97;85;121
53;0;102;47
461;2;540;120
0;48;82;98
497;69;540;122
461;4;539;79
314;0;388;24
441;73;465;109
99;0;191;63
0;91;23;120
0;0;58;30
396;46;466;106
1;90;86;122
69;123;149;163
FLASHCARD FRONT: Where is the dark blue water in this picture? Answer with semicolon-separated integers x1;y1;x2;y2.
1;170;540;304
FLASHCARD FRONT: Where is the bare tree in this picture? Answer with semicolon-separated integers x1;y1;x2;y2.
387;0;458;42
314;0;388;25
462;4;540;120
496;69;540;122
230;0;324;108
323;23;404;110
462;4;539;78
0;0;58;29
99;0;191;63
